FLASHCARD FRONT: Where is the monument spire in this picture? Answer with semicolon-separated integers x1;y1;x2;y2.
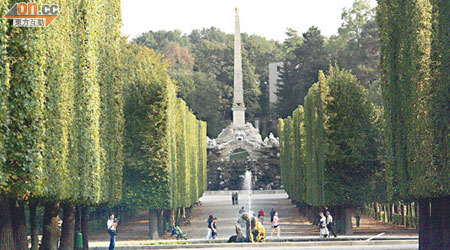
232;7;246;127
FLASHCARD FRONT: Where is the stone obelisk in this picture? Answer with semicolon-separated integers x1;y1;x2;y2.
232;8;246;127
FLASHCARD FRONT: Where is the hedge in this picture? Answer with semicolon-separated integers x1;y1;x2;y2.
122;44;207;211
279;66;378;207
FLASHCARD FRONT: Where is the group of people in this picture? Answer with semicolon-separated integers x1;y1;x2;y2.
106;209;340;246
318;211;337;238
205;215;219;240
236;207;280;238
231;192;239;205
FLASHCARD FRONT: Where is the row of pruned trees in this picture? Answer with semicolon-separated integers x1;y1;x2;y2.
377;0;449;249
279;66;381;234
0;0;123;249
122;44;207;239
279;0;449;248
0;0;207;249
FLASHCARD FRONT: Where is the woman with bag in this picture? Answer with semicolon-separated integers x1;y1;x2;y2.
318;212;329;238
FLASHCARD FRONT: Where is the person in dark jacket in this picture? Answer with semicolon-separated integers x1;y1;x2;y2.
205;215;213;239
211;217;218;239
270;208;275;222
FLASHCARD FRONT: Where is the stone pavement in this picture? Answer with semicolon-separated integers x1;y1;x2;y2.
89;190;417;246
182;191;313;239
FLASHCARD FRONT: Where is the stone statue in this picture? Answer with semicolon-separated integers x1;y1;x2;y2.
228;225;245;243
239;213;266;242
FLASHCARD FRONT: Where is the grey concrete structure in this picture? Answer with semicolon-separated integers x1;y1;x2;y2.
269;62;283;108
232;8;246;127
205;9;280;190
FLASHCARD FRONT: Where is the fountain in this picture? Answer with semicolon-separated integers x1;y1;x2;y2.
243;170;252;212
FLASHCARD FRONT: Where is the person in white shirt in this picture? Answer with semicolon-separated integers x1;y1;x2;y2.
318;212;329;238
107;214;119;250
326;211;337;237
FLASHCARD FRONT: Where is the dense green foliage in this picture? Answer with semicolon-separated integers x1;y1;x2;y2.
38;0;76;202
327;0;382;105
429;0;449;196
3;0;45;197
122;44;207;210
0;0;124;205
1;1;208;246
279;106;306;203
0;0;208;212
276;27;329;117
0;0;9;189
378;0;449;200
279;66;378;207
303;80;327;206
377;1;449;248
278;1;382;118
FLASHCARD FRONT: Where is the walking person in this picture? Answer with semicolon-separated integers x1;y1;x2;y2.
107;214;119;250
326;211;337;237
232;192;235;205
235;192;239;204
211;217;218;239
205;215;213;240
270;208;275;222
318;212;329;238
258;209;265;225
270;211;280;238
355;213;361;227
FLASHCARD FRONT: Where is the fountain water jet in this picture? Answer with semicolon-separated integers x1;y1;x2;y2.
243;170;252;212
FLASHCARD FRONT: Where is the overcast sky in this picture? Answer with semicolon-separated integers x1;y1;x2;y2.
121;0;377;42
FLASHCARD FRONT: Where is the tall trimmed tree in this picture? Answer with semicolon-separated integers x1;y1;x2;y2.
378;0;449;248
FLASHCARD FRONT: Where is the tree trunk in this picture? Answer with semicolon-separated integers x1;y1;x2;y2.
74;206;81;250
389;203;394;222
401;203;405;225
0;195;16;250
9;198;28;250
333;206;345;234
149;209;159;239
81;206;89;250
41;202;61;250
176;208;181;226
157;210;164;236
30;201;40;250
414;202;418;218
443;196;450;250
343;207;353;235
308;205;315;224
431;197;444;250
373;203;378;220
164;210;171;231
407;202;412;227
60;204;76;250
419;198;431;250
170;209;176;227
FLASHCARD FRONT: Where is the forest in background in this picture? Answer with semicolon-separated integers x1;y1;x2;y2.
132;0;380;138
